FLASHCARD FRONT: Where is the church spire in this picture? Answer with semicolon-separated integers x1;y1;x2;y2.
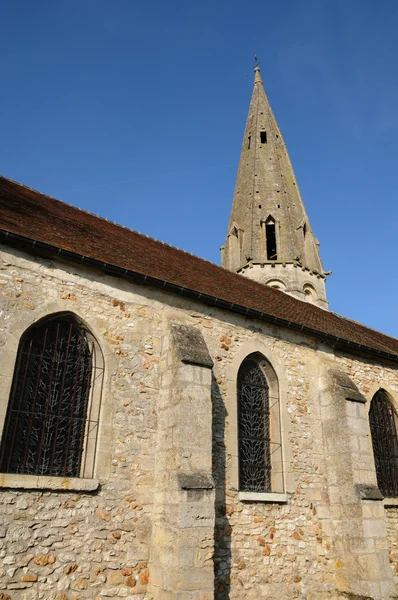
221;66;328;308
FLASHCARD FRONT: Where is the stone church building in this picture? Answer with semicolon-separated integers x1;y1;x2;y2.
1;67;398;600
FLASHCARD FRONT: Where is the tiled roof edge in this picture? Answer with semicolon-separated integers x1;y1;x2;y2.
2;227;398;364
0;175;227;269
330;311;398;344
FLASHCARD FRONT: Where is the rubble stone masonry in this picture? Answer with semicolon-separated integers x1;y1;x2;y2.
0;245;398;600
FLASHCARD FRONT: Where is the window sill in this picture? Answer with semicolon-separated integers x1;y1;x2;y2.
238;491;288;503
383;497;398;507
0;473;99;492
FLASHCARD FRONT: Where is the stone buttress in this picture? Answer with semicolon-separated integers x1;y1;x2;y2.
148;323;215;600
319;365;395;599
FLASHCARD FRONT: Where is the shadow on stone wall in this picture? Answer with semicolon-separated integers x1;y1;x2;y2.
212;373;232;600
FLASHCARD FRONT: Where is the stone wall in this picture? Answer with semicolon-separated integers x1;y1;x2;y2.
1;245;398;599
148;324;215;600
206;327;335;599
0;248;162;599
336;352;398;595
386;507;398;587
238;262;327;308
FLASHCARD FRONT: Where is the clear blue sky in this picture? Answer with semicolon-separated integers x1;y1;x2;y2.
1;0;398;336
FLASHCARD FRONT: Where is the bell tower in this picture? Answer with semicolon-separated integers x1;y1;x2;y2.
221;66;328;308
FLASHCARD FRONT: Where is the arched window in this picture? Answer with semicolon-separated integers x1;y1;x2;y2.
0;313;104;479
369;389;398;497
266;279;286;291
303;283;317;303
237;354;282;493
265;216;277;260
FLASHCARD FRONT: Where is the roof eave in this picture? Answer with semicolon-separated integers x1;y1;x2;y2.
1;227;397;364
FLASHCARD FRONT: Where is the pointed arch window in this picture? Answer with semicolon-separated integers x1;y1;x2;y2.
237;354;282;493
369;389;398;497
0;313;104;479
265;216;278;260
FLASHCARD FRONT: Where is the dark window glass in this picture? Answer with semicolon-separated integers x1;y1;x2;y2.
369;389;398;497
0;315;94;478
238;359;271;492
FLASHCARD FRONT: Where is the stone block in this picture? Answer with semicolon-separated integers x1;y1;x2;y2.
171;324;213;368
176;566;214;591
178;501;214;529
363;518;388;539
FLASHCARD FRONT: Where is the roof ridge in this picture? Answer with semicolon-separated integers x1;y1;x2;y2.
0;174;237;273
0;177;383;323
2;174;398;358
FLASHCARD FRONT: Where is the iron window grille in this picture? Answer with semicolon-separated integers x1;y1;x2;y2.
0;313;104;479
238;358;273;492
369;389;398;498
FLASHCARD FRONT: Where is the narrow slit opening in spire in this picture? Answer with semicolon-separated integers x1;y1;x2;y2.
260;131;267;144
265;218;277;260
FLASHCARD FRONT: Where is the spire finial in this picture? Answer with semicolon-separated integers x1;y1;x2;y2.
253;55;262;84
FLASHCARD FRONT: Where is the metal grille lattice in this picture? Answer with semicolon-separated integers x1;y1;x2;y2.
369;389;398;498
0;316;99;478
238;359;271;492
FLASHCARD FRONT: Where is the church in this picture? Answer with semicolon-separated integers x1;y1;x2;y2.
0;66;398;600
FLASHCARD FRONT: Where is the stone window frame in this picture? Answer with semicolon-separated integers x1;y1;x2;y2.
261;215;281;262
303;283;317;303
0;301;115;492
226;341;294;503
266;278;286;291
365;384;398;506
264;274;290;292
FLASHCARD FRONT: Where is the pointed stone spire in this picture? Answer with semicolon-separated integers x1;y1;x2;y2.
221;66;328;308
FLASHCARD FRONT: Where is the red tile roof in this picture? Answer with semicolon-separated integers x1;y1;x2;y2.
1;175;397;359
